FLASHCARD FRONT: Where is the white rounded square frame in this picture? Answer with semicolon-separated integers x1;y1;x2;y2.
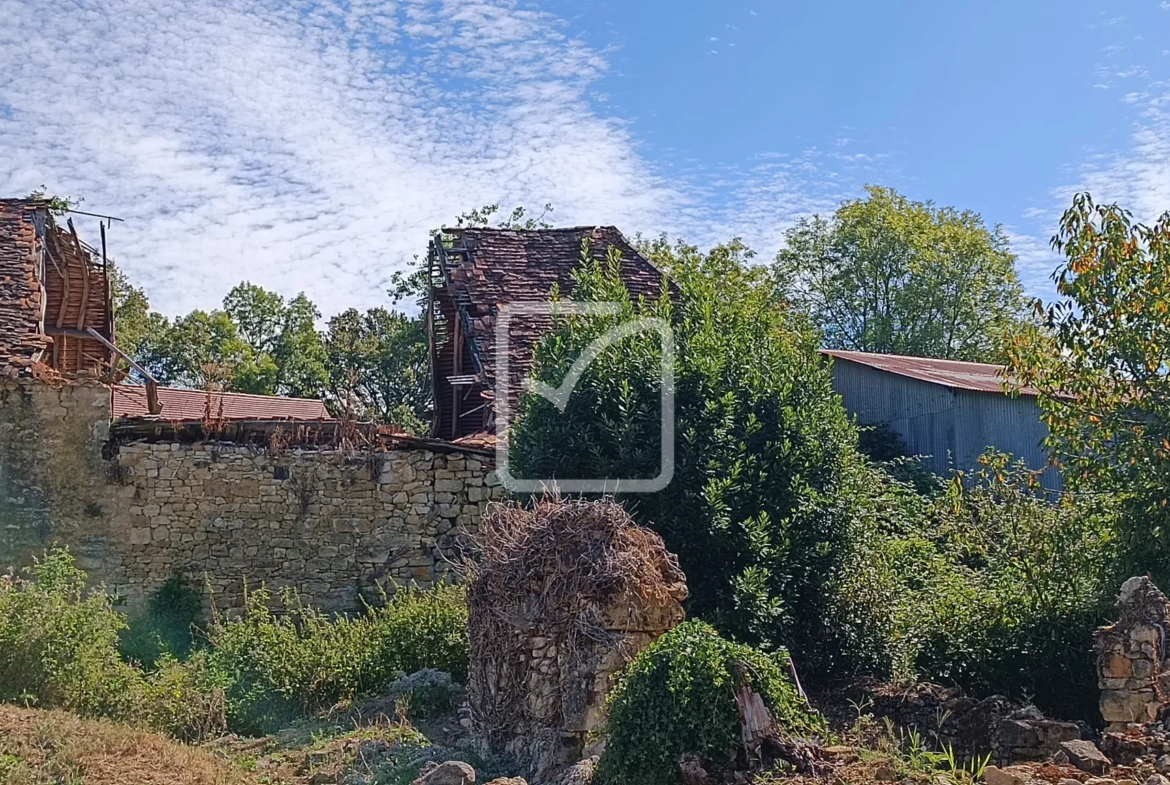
495;301;675;494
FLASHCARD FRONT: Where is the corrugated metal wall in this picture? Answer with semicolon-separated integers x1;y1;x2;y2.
830;360;1062;490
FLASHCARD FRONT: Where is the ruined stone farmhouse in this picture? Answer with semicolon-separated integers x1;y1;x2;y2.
427;226;669;439
0;204;674;613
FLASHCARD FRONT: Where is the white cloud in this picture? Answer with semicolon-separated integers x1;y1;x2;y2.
0;0;890;318
1059;90;1170;231
0;0;684;316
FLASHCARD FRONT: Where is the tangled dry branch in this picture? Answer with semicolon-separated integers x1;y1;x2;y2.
467;496;685;746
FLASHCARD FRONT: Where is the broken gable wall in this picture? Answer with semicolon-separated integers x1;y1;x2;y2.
0;378;500;612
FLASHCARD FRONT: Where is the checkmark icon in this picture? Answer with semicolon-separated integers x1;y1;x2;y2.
527;320;663;413
495;301;676;494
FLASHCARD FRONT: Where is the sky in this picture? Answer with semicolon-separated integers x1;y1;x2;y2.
1;0;1168;317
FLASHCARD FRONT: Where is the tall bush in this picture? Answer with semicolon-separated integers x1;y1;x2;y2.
0;548;142;717
208;583;468;734
509;237;918;679
912;455;1117;718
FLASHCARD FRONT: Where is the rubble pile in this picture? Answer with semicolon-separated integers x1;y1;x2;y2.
1096;577;1170;731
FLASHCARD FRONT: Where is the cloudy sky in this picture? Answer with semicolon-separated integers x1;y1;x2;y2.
1;0;1168;317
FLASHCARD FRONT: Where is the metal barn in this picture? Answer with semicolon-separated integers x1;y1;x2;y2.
824;350;1061;490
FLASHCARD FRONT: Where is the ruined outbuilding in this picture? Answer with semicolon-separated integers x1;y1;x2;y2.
467;498;687;783
427;227;671;440
1097;576;1170;730
0;199;113;377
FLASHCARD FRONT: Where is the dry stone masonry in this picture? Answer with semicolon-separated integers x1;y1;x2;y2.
1097;577;1170;730
467;499;688;784
0;378;501;613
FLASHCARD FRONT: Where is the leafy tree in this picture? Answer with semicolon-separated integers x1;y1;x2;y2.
510;237;908;676
1006;193;1170;585
324;307;429;433
132;283;328;397
109;264;168;370
775;186;1027;362
139;309;264;391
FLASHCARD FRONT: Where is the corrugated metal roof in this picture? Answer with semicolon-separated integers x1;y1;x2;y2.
822;350;1037;396
112;384;332;421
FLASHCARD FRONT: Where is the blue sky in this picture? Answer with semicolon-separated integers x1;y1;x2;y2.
1;0;1167;316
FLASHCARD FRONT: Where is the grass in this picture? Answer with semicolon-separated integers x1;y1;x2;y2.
0;704;248;785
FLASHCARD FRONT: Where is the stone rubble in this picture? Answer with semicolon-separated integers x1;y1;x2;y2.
1097;577;1170;731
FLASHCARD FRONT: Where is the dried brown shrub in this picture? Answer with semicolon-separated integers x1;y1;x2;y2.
467;496;686;745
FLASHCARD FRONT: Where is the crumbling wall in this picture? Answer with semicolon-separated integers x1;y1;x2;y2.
1097;576;1170;730
468;498;687;784
0;379;113;569
0;378;500;613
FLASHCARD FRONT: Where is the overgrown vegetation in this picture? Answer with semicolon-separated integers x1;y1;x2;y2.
208;583;468;735
1007;193;1170;590
0;548;469;741
596;620;824;785
508;228;1123;719
119;572;205;670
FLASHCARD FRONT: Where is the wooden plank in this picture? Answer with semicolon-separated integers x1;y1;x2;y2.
69;219;92;372
52;229;69;370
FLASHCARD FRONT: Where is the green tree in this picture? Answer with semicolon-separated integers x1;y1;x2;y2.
324;307;429;432
1007;192;1170;585
775;186;1027;362
133;283;328;397
510;237;908;676
139;309;263;390
109;264;168;372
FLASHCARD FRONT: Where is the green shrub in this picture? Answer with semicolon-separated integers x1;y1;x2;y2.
910;455;1117;718
119;572;205;670
208;583;468;735
596;620;823;785
510;238;922;681
0;548;142;718
141;652;228;742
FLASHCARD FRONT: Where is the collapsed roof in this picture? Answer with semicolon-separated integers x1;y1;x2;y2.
0;199;112;378
428;226;671;440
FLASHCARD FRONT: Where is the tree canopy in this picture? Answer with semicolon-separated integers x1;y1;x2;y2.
111;277;430;432
1007;192;1170;584
774;186;1027;362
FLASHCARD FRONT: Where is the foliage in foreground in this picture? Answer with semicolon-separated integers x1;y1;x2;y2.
207;583;469;735
596;620;823;785
909;455;1117;719
0;548;470;740
0;549;143;719
1007;193;1170;589
510;237;910;678
509;234;1122;717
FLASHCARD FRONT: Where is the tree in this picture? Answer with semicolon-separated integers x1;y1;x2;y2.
324;307;429;433
509;236;909;676
138;308;264;390
1006;193;1170;584
109;264;168;370
133;283;328;397
774;186;1027;362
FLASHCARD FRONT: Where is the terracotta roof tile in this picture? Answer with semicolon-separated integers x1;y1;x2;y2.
443;225;669;396
112;384;332;421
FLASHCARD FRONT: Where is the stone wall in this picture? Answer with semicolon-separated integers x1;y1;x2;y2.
467;499;688;784
0;379;115;570
0;378;500;613
1097;576;1170;730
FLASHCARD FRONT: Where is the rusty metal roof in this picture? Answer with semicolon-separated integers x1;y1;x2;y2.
822;350;1037;396
112;384;332;421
